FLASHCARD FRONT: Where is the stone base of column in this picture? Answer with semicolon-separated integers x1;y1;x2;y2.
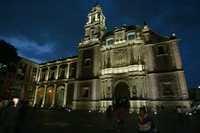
50;104;55;108
149;100;191;112
72;101;100;111
99;100;112;112
41;104;45;108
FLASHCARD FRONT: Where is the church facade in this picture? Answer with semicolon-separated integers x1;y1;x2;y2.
33;4;190;112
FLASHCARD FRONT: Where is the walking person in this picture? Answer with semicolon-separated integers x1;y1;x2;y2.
115;106;125;133
105;105;114;131
137;106;156;133
106;105;113;118
15;100;29;133
1;100;18;133
0;99;6;132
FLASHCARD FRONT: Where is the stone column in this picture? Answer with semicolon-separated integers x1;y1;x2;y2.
178;71;189;99
92;80;97;100
64;65;68;79
33;85;39;107
56;65;60;80
95;13;98;21
93;46;99;77
67;63;70;79
35;67;39;82
109;50;112;67
38;68;42;82
63;83;68;107
41;85;47;108
51;84;57;108
101;80;105;99
73;82;78;100
109;79;112;98
171;41;183;69
101;52;105;69
46;67;50;81
130;87;134;98
104;51;107;68
143;76;147;98
89;16;91;23
148;74;158;100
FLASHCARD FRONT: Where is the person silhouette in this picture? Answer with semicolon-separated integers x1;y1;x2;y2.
137;106;156;133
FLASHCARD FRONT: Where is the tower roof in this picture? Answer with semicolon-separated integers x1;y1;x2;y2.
101;24;171;43
91;2;102;12
94;2;101;8
102;25;141;39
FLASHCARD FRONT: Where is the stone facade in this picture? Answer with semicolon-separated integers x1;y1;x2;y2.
32;4;191;112
14;58;38;104
1;57;37;103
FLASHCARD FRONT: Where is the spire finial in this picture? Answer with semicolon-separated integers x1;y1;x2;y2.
91;1;102;12
95;2;100;6
144;21;148;26
142;21;150;32
172;33;176;37
170;32;177;39
143;21;149;30
94;1;101;8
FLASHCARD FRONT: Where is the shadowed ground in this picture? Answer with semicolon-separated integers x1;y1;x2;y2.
5;109;200;133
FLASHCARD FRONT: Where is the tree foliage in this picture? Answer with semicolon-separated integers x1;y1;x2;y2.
0;40;20;72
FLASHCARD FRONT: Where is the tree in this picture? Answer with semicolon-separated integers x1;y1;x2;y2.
0;40;20;99
0;40;20;72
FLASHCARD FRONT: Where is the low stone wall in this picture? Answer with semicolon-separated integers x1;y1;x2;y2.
149;100;192;112
72;99;191;112
72;101;100;111
99;100;112;112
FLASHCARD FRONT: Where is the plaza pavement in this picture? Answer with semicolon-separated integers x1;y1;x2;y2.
10;109;200;133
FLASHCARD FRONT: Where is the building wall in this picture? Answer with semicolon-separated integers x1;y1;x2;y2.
0;57;37;103
32;4;190;111
32;58;78;108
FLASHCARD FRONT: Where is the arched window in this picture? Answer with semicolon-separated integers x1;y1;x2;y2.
162;82;174;96
106;38;113;45
127;32;135;40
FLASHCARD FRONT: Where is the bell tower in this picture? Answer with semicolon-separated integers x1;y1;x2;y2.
83;3;106;41
77;3;106;79
73;4;106;110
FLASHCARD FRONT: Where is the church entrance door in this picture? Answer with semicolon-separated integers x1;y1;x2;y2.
113;82;130;109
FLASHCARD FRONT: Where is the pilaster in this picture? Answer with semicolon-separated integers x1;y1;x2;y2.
64;65;68;79
67;63;70;79
38;68;42;82
56;65;60;80
46;67;50;81
63;83;68;107
51;84;57;107
35;67;39;82
92;80;97;100
41;85;47;108
33;85;39;107
178;71;189;99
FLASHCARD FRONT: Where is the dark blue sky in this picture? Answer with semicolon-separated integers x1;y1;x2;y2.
0;0;199;87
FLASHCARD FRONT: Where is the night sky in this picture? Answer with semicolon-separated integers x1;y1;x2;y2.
0;0;199;88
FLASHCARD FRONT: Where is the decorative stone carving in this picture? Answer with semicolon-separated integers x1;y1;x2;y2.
33;4;190;112
112;48;127;67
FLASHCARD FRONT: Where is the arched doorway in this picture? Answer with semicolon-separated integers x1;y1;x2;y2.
45;86;54;108
36;87;44;107
67;83;74;108
113;82;130;109
56;86;65;108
